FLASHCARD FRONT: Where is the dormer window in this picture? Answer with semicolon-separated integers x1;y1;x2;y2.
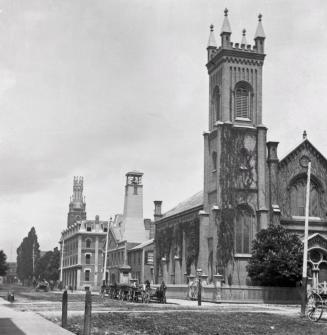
235;81;252;120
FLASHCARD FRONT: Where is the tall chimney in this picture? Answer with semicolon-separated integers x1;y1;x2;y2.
154;201;163;221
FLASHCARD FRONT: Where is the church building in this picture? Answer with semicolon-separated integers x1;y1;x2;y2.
154;9;327;286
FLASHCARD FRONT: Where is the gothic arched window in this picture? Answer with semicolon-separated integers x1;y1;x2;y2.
289;176;322;217
235;82;252;120
235;205;255;254
213;86;221;121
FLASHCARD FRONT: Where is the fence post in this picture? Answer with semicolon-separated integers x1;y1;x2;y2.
62;290;68;329
197;278;202;306
83;290;92;335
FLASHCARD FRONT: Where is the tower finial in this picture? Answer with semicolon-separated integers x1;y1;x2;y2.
241;28;247;46
207;24;217;48
221;8;232;35
254;13;265;39
303;130;307;140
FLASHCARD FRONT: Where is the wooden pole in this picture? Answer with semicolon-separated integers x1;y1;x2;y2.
62;290;68;329
83;290;92;335
102;221;110;284
301;161;311;315
197;277;202;306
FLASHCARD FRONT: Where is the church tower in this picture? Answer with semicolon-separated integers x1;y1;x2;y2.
200;10;268;284
67;176;87;227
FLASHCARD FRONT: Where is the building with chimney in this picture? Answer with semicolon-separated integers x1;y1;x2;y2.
154;9;327;286
105;171;155;284
60;177;109;291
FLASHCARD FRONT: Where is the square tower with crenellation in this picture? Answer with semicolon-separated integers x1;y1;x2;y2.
199;9;269;283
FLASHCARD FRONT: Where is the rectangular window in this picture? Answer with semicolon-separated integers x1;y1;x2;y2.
85;270;90;281
146;251;154;265
86;254;91;265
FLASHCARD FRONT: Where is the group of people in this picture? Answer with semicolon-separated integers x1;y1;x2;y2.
99;279;166;299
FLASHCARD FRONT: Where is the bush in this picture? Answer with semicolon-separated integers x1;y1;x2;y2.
247;224;303;287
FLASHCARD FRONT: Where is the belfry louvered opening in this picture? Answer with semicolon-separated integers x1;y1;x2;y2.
235;82;252;120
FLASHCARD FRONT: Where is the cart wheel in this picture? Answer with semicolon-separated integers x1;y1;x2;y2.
306;292;323;322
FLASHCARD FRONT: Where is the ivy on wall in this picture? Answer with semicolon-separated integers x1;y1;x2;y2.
217;125;257;273
155;216;199;278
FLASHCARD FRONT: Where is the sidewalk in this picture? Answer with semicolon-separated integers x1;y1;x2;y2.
0;298;73;335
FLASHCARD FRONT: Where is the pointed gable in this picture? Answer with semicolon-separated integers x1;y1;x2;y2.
308;233;327;252
278;139;327;219
279;139;327;171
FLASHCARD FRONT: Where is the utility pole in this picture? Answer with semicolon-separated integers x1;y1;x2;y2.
301;161;311;315
102;218;111;285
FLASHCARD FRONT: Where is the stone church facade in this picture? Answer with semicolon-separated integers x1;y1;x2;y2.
155;10;327;286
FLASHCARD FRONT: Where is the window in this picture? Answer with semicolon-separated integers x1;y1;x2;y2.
213;86;221;121
138;252;141;265
87;226;91;232
85;270;90;281
212;151;217;171
235;82;252;119
86;239;91;248
145;251;154;265
86;254;91;265
235;206;254;254
290;176;322;217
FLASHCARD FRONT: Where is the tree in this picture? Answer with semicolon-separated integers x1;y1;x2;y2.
16;227;40;284
246;224;303;287
35;247;60;281
0;250;8;276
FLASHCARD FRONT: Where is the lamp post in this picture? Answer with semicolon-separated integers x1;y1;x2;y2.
301;161;311;315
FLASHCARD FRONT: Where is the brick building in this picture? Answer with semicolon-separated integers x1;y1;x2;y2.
155;9;327;286
60;177;108;290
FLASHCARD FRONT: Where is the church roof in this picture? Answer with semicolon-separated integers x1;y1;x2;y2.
279;139;327;168
162;191;203;219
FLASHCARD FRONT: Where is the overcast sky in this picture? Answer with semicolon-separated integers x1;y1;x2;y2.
1;0;327;261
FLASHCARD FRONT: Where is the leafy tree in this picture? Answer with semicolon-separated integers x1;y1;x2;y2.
247;224;303;287
16;227;40;283
36;247;60;281
0;250;8;276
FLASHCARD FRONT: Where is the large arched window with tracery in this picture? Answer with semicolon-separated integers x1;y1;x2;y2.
212;86;221;122
235;205;255;254
235;82;252;120
289;176;322;217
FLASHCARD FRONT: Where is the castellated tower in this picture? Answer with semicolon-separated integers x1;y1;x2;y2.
67;176;87;227
199;10;268;283
121;171;147;243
